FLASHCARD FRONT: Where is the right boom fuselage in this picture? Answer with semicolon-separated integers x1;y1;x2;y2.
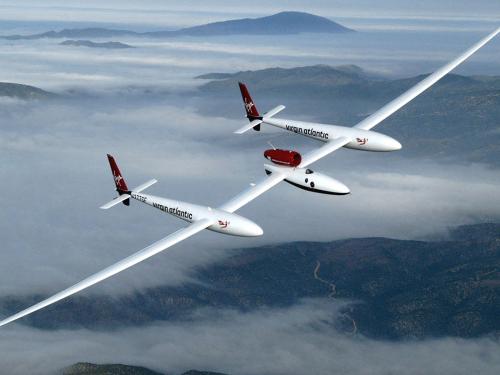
264;118;402;152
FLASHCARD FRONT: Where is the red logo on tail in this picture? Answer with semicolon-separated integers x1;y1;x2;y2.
114;173;123;185
244;99;255;114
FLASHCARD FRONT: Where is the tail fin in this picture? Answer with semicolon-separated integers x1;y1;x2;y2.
107;154;130;206
101;155;157;210
238;82;261;131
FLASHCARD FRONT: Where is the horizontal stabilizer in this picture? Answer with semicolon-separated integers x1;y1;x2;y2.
132;179;157;193
263;105;285;119
234;119;263;134
100;194;131;210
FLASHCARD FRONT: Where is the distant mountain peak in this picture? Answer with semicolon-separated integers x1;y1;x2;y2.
1;11;354;40
62;363;230;375
265;11;347;22
0;82;55;99
171;11;354;36
60;40;134;49
63;362;164;375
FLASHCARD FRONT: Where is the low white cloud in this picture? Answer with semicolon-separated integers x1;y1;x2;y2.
0;299;499;375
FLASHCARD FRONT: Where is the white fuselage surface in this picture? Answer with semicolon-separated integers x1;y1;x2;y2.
130;192;263;237
264;118;402;152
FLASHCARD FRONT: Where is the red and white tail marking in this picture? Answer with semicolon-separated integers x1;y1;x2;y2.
238;82;260;119
107;154;129;193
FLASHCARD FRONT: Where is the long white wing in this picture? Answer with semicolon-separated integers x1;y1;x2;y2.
0;218;213;327
219;171;288;213
2;29;497;328
299;136;351;168
355;27;500;131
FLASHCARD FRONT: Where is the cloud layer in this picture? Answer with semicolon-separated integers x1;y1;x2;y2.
1;299;499;375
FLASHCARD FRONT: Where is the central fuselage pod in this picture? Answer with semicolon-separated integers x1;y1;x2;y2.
264;118;402;152
264;164;350;195
129;192;263;237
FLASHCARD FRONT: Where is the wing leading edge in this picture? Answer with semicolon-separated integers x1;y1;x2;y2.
355;27;500;131
0;218;213;328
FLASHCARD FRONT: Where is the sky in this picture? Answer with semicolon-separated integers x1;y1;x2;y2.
0;2;499;374
1;1;500;21
0;0;499;32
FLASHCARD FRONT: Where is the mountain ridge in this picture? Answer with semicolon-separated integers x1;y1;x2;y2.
1;223;498;339
62;362;230;375
60;40;134;49
0;82;56;99
63;362;164;375
1;12;354;40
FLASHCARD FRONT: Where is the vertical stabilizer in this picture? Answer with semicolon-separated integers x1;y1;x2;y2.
238;82;261;131
107;154;130;206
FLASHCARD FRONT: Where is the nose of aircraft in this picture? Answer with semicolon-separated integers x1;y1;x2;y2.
391;138;403;151
235;215;264;236
334;180;351;195
386;136;402;151
245;221;264;236
379;134;402;151
230;214;264;236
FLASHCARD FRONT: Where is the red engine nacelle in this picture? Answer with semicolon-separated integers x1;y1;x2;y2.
264;149;302;167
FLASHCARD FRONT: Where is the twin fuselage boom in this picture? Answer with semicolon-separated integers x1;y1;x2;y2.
264;118;402;152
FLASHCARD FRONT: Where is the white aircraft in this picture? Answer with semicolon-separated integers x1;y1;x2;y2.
236;83;402;153
103;154;264;237
0;27;498;328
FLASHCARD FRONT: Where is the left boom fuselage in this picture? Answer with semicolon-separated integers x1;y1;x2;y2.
264;118;402;152
129;192;263;237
